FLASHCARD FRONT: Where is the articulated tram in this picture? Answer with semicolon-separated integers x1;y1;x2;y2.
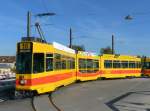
16;37;142;94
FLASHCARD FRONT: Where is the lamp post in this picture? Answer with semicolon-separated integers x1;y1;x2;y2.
26;11;56;38
69;28;72;48
27;11;31;37
112;34;114;54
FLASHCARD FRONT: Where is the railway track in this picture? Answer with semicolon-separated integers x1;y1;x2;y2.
32;93;62;111
0;98;6;103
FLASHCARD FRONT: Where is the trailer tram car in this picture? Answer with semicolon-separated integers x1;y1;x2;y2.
142;57;150;76
77;51;100;81
16;38;76;94
100;54;141;78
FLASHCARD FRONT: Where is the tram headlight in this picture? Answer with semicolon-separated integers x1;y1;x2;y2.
20;79;27;85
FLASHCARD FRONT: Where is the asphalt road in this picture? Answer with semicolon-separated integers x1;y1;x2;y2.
52;78;150;111
1;78;150;111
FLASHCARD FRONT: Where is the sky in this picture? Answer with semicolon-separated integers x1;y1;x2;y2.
0;0;150;56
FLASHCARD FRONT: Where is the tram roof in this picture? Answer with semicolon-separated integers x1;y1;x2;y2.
53;42;75;54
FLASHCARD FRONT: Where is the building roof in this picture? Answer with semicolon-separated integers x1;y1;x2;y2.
0;64;11;68
0;56;15;63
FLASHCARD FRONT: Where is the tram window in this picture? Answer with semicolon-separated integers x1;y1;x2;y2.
46;54;53;58
70;59;75;69
55;54;61;59
67;59;71;69
79;59;86;69
129;61;136;68
79;59;99;73
87;59;93;68
16;52;32;74
121;61;128;68
33;53;44;73
135;62;140;68
138;62;141;68
61;55;66;69
54;54;61;70
104;60;112;68
87;59;93;73
79;70;87;73
93;60;99;69
146;62;150;69
62;60;66;69
113;61;121;68
46;54;53;71
79;59;87;73
55;61;61;70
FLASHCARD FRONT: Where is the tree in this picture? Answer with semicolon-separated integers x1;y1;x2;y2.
100;46;113;55
10;66;16;73
72;45;85;51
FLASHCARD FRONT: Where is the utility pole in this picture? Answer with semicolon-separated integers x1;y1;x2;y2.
27;11;31;37
69;28;72;48
112;34;114;54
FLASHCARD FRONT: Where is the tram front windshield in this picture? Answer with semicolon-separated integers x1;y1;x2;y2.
16;52;32;74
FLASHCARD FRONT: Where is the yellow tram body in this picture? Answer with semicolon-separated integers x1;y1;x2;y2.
100;54;141;78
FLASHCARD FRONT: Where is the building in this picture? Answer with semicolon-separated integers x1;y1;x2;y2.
0;56;15;79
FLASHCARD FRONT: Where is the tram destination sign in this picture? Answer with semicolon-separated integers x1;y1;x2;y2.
17;42;33;53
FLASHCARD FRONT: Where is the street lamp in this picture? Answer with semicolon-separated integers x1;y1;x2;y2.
27;11;56;37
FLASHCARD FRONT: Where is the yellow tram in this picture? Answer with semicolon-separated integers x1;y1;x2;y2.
16;37;142;94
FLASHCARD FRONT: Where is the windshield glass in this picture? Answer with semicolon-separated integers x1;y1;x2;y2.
16;52;32;74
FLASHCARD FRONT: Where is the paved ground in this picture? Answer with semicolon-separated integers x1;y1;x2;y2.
0;98;33;111
52;78;150;111
33;95;58;111
1;78;150;111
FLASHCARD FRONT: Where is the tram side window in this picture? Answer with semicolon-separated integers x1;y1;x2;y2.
104;60;112;68
121;61;128;68
87;59;93;73
93;60;99;69
79;59;87;73
66;57;74;69
129;61;136;68
113;61;121;68
138;62;141;68
135;62;141;68
46;54;53;71
54;54;61;70
79;59;86;69
69;58;75;69
33;53;44;73
93;60;99;72
79;59;99;73
87;59;93;68
146;62;150;69
54;53;75;70
61;55;66;69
